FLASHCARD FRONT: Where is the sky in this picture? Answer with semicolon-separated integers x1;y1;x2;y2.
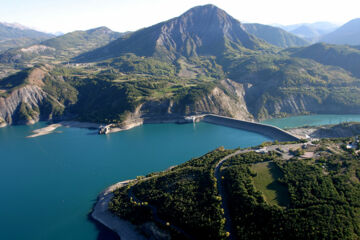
0;0;359;33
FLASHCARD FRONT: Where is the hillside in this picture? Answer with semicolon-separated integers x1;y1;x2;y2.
74;4;271;62
321;18;360;45
226;54;360;119
105;139;360;239
286;43;360;77
243;23;309;48
0;64;77;125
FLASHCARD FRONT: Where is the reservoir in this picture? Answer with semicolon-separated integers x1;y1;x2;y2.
262;114;360;129
0;122;271;240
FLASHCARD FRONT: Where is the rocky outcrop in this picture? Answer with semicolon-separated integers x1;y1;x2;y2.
117;79;254;126
190;79;253;120
0;85;63;125
0;85;45;124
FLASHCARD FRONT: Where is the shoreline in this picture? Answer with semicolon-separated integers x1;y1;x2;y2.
26;121;102;138
25;115;300;142
286;122;360;139
92;179;147;240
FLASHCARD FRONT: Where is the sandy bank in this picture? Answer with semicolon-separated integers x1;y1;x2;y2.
92;180;146;240
26;121;101;138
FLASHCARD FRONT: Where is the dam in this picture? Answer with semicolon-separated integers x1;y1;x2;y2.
192;114;300;142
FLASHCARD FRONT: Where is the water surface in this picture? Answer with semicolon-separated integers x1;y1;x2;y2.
0;122;271;240
262;114;360;129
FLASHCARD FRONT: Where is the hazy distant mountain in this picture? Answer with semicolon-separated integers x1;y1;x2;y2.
74;4;270;62
41;26;121;51
320;18;360;45
277;22;339;42
286;42;360;77
243;23;309;48
52;32;64;36
0;22;54;52
0;22;53;40
0;26;123;63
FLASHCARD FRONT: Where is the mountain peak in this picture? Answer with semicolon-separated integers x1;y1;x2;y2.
179;4;239;26
74;5;266;62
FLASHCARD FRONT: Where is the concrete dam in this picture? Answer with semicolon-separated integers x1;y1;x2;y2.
191;114;300;142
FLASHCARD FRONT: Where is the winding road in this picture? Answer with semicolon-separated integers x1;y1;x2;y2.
128;148;256;240
214;149;251;240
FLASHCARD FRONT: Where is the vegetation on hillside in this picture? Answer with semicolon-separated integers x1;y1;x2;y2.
1;4;360;125
109;138;360;239
286;43;360;78
110;148;234;239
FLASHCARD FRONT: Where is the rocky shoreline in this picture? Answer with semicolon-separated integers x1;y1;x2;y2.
287;122;360;139
92;180;147;240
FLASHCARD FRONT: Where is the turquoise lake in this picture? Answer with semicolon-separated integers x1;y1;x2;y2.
262;114;360;129
0;122;271;240
3;114;360;239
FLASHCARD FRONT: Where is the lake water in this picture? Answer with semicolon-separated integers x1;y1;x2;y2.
262;114;360;129
0;122;271;240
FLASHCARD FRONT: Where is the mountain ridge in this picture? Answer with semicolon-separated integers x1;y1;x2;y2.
321;18;360;45
74;4;270;62
243;23;309;48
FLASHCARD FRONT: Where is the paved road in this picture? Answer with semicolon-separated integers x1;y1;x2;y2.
214;149;251;240
128;148;261;240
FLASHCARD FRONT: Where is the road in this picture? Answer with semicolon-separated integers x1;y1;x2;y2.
214;149;251;240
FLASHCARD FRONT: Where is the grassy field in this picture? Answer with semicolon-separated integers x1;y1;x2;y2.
251;162;290;206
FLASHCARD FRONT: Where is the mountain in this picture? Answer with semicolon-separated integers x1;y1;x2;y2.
41;27;121;51
74;4;270;62
0;22;53;41
277;22;339;42
290;25;322;42
243;23;309;48
2;4;360;127
286;42;360;77
0;22;54;52
0;26;123;64
320;18;360;45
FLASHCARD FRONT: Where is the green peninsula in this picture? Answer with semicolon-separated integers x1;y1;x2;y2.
105;137;360;239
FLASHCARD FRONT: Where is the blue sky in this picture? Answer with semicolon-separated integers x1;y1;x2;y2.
0;0;359;33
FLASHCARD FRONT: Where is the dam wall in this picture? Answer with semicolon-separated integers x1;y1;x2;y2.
201;114;300;142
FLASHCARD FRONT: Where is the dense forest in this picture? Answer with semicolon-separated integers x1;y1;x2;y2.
109;137;360;239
